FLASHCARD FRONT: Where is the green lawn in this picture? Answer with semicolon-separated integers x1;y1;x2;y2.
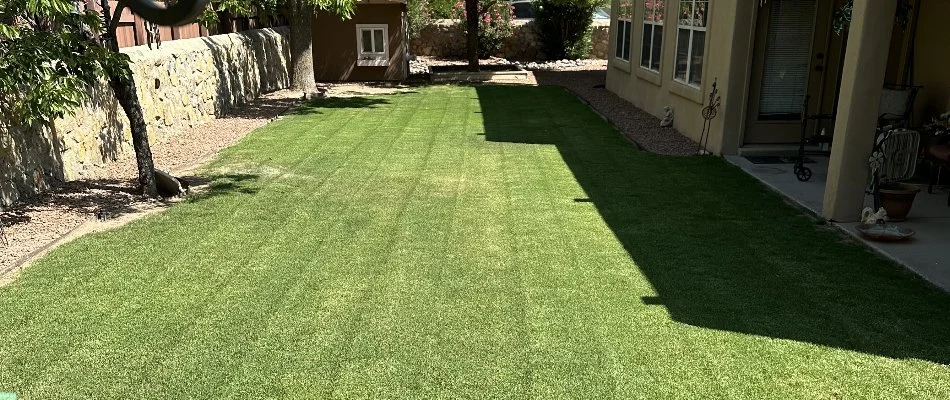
1;85;949;399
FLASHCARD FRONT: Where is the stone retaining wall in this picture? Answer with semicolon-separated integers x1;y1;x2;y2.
410;19;610;61
0;27;290;207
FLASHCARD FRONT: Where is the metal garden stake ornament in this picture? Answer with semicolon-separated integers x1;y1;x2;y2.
697;79;721;155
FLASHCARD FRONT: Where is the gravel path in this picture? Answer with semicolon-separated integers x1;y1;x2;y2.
0;90;300;277
533;69;698;156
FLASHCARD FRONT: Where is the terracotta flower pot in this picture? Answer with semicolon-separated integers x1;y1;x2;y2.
879;182;920;221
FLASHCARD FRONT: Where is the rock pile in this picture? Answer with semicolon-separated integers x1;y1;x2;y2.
521;59;606;71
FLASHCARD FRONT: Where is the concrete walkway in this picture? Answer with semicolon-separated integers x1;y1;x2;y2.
727;155;950;292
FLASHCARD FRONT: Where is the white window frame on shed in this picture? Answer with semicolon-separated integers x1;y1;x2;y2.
356;24;389;67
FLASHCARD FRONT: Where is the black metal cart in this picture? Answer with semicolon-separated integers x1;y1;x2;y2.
794;95;834;182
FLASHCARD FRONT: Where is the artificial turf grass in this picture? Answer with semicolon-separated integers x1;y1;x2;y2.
0;85;947;399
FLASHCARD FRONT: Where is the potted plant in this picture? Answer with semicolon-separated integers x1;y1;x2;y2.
877;182;919;221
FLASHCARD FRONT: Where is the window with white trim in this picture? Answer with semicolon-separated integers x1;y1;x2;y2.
640;0;665;71
615;0;633;62
673;0;708;87
356;24;389;66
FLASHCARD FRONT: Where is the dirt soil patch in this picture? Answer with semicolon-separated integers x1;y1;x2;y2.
0;90;301;279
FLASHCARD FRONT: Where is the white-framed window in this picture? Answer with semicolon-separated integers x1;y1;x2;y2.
674;0;708;87
615;0;633;62
640;0;665;71
356;24;389;67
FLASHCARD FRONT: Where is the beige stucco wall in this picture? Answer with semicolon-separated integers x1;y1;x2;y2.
605;0;756;155
910;0;950;123
0;27;290;207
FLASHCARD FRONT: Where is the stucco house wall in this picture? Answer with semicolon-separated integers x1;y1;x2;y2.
606;0;947;156
605;0;755;155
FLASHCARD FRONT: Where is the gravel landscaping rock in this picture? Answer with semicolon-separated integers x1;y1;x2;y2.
413;56;607;73
533;69;698;156
521;59;608;71
409;59;429;75
0;90;300;278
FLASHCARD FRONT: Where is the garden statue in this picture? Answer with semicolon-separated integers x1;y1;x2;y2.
660;106;674;127
861;207;888;225
857;206;915;241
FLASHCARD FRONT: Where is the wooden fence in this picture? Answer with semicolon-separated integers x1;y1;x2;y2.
80;1;282;48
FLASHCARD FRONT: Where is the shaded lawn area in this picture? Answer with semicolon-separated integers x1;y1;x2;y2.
1;85;949;399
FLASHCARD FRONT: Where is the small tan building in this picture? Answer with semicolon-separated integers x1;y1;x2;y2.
607;0;950;222
312;0;409;81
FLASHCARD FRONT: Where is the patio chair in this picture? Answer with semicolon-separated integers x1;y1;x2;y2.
865;85;922;208
878;85;921;129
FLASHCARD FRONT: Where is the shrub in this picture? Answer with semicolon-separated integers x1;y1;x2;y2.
451;0;515;58
534;0;599;60
407;0;433;39
429;0;457;18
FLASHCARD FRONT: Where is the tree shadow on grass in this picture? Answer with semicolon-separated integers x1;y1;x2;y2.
289;96;396;116
182;173;261;204
476;84;950;366
222;95;299;120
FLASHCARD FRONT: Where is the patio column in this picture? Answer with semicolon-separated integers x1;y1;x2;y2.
822;0;897;222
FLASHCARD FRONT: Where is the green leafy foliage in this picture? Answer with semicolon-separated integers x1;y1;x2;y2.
450;0;513;58
0;0;130;125
533;0;598;60
407;0;432;39
428;0;456;18
198;0;355;29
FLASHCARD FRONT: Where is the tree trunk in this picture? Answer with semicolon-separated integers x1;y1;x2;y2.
108;67;159;198
100;0;158;198
465;0;479;71
288;0;317;94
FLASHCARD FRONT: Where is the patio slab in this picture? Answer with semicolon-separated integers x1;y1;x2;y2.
838;218;950;290
726;155;828;214
727;154;950;292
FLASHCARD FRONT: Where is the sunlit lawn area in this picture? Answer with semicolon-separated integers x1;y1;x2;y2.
0;85;948;399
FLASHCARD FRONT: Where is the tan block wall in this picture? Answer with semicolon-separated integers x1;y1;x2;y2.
0;27;290;207
410;19;611;60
